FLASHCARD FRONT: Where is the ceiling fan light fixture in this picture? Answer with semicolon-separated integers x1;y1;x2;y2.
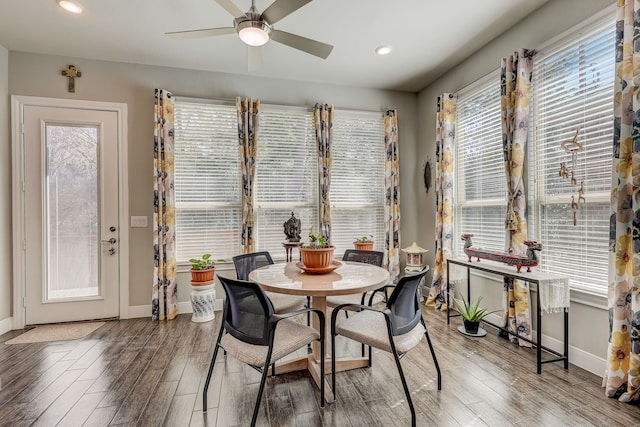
56;0;83;14
237;20;272;47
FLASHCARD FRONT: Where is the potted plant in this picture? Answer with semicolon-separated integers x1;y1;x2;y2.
353;235;374;251
299;228;335;269
189;253;224;284
452;296;499;335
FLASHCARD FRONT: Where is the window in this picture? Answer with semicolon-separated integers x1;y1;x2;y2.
530;15;614;294
174;101;241;261
174;101;386;263
330;111;386;257
454;72;506;256
453;11;614;296
255;105;318;259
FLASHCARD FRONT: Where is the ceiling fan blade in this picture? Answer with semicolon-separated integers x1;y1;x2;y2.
248;46;263;72
261;0;312;25
166;27;236;39
214;0;246;18
270;30;333;59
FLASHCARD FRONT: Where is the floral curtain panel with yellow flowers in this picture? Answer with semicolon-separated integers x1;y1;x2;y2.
314;103;333;242
152;88;178;321
603;0;640;403
237;97;259;254
384;109;401;283
426;94;456;310
500;49;534;345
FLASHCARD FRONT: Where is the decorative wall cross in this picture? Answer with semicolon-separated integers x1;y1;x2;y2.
61;65;81;93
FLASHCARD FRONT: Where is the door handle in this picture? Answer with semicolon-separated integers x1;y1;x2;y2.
101;238;117;244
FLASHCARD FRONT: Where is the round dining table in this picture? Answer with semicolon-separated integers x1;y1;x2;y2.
249;260;390;403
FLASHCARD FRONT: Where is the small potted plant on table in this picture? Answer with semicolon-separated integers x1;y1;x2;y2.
353;235;374;251
299;228;335;269
452;296;499;336
189;253;223;284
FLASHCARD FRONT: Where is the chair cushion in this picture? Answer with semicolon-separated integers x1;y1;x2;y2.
335;309;425;354
266;292;307;313
221;318;319;366
326;292;385;309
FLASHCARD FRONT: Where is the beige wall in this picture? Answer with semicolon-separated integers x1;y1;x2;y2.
416;0;615;370
7;51;418;310
0;45;10;322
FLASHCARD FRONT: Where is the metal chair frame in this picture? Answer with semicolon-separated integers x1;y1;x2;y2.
330;268;441;427
203;275;325;427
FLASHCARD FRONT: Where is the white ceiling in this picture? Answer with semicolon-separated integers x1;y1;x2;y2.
0;0;549;92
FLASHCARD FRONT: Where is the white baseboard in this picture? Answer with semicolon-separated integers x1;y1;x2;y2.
484;313;605;376
0;316;13;335
541;331;606;376
127;299;224;319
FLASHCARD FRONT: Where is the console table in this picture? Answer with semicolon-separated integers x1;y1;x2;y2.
446;258;569;374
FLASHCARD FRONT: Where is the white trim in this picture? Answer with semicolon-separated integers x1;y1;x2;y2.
10;95;129;328
0;316;13;335
484;313;606;376
128;299;224;319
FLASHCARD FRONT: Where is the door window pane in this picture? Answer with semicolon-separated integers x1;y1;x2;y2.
46;124;99;299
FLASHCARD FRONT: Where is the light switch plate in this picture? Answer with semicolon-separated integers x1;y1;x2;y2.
131;216;148;228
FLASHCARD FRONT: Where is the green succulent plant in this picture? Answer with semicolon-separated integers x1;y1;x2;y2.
452;296;500;322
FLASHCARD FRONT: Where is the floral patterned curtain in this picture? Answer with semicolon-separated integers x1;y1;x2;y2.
500;49;534;345
314;103;333;241
384;110;401;283
426;94;456;310
604;0;640;403
152;88;177;320
237;97;259;254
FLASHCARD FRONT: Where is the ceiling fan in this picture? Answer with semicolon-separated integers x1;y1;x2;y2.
166;0;334;71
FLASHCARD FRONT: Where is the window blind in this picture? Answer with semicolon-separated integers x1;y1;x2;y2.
531;15;615;294
330;111;386;257
174;101;241;262
255;106;318;260
454;72;506;256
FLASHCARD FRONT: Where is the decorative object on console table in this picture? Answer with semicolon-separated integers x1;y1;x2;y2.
461;234;542;273
299;228;335;270
189;253;224;283
452;296;499;337
353;235;374;251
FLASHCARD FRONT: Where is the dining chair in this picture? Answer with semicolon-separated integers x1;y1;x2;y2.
233;251;308;314
326;249;387;313
330;267;441;427
203;275;325;427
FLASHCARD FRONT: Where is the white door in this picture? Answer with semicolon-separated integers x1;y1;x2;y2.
21;105;120;324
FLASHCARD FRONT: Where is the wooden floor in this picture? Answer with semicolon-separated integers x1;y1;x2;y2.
1;307;639;427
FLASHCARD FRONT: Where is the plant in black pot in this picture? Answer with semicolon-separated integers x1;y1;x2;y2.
452;296;499;336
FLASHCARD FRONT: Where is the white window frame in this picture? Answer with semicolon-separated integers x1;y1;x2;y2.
529;8;615;297
454;70;506;258
174;100;386;264
452;7;615;300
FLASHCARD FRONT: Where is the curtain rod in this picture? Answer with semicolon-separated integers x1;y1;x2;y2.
174;95;388;115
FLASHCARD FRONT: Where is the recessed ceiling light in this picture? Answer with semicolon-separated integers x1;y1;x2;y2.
57;0;83;14
375;45;392;56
